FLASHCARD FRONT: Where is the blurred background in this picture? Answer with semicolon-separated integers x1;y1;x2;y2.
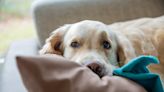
0;0;36;60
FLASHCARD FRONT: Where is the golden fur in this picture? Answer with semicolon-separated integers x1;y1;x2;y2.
40;16;164;80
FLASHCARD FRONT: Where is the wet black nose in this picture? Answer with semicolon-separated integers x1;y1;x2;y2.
86;62;103;77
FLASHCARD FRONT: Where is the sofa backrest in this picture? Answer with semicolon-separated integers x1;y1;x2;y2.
32;0;164;46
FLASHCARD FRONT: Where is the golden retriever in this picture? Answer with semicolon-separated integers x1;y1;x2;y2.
39;17;164;79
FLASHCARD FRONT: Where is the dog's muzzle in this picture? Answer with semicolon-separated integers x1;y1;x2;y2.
85;61;105;78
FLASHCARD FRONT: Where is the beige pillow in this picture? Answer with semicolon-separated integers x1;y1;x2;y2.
16;55;146;92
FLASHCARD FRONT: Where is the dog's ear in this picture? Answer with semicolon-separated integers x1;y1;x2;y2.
39;25;71;55
116;34;136;66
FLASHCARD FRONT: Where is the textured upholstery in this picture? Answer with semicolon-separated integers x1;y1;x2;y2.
32;0;164;46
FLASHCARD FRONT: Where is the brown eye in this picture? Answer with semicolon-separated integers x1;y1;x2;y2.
103;41;111;49
70;41;80;48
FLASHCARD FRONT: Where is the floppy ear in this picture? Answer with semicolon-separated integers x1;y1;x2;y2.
39;25;71;55
116;34;136;66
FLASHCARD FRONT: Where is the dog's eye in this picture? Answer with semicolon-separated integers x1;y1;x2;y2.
103;41;111;49
70;41;80;48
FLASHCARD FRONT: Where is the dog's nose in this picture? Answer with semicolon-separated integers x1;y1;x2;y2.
86;62;103;77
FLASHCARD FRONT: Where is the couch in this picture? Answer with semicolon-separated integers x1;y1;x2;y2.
0;0;164;92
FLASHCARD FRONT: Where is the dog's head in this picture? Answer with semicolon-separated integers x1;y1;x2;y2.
39;20;135;77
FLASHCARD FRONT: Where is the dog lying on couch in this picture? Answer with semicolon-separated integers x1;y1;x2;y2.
39;16;164;81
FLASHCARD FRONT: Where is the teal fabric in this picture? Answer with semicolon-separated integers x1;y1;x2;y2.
113;55;164;92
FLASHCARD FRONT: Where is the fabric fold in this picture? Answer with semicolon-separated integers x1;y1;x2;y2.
16;55;147;92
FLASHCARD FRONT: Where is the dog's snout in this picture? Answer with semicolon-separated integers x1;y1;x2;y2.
86;62;103;77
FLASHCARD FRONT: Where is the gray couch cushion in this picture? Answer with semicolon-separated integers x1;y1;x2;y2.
0;39;38;92
32;0;164;46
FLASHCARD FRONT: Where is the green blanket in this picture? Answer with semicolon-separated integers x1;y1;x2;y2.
113;55;164;92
